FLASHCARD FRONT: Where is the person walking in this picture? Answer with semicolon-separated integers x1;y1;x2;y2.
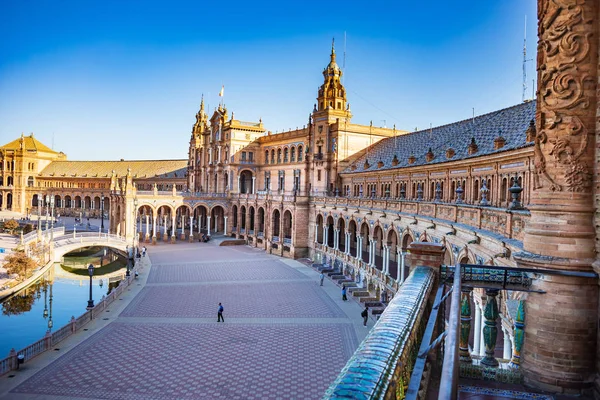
319;272;325;286
217;303;224;322
142;246;147;257
362;306;369;326
342;285;347;301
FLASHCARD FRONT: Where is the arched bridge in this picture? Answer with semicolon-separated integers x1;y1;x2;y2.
52;232;128;262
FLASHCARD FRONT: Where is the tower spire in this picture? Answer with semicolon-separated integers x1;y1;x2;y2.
200;94;205;113
331;37;336;63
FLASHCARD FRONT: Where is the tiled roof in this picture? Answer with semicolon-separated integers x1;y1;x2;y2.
39;160;188;179
1;133;58;154
343;101;536;173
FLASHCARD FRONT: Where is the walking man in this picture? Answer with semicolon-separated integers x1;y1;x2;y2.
362;306;369;326
142;246;147;257
217;302;224;322
342;285;347;301
319;272;325;286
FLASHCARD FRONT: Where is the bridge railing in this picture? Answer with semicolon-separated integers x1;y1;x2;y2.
52;232;126;248
323;266;436;399
0;261;140;377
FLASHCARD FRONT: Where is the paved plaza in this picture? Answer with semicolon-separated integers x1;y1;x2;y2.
0;240;371;399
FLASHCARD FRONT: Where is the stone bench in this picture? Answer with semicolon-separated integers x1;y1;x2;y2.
359;296;378;303
219;239;246;246
351;290;370;298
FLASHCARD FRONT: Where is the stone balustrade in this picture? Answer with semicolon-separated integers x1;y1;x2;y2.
323;266;436;399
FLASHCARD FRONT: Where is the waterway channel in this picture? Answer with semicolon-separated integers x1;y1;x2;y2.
0;246;128;357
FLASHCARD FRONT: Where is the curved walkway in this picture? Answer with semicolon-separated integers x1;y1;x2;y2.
0;240;371;399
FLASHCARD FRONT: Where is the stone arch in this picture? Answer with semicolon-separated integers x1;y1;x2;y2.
387;228;399;279
359;221;370;262
249;206;255;232
192;205;209;234
326;215;335;247
283;210;292;241
283;146;289;162
240;205;247;231
457;248;475;265
64;195;72;208
257;207;265;235
232;205;239;231
272;209;281;238
297;145;303;162
401;230;415;250
316;214;324;244
373;225;384;270
239;169;254;194
210;205;226;234
348;219;357;257
337;217;346;252
175;204;192;239
75;195;82;208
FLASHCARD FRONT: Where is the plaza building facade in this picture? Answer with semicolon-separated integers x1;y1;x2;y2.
2;1;600;395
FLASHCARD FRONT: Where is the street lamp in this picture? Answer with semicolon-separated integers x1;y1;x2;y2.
87;264;95;309
100;193;104;232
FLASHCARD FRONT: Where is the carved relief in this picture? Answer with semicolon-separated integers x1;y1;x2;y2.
534;0;595;192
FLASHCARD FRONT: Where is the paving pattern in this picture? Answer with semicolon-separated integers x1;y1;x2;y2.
10;242;361;399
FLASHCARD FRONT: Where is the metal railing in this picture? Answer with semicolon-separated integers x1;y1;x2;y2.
0;264;139;377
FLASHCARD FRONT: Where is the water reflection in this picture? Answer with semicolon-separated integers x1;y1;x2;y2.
0;246;127;357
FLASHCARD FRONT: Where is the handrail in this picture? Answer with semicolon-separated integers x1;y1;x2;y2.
438;263;461;400
405;284;445;400
0;261;141;377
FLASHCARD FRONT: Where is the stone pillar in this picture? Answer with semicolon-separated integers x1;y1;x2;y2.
252;176;256;194
503;328;512;361
224;216;228;236
355;234;362;261
323;226;328;248
460;288;473;363
152;215;157;245
333;229;339;250
517;1;598;393
473;300;482;356
180;214;185;240
369;239;376;266
237;176;241;193
145;214;149;241
383;244;390;274
198;214;201;235
346;233;351;255
207;216;211;236
162;215;168;242
481;289;499;367
314;224;319;244
400;251;406;283
189;216;194;242
406;242;445;272
171;215;176;243
478;305;486;357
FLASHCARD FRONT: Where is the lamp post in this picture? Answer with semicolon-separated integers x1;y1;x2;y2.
87;264;94;309
100;193;104;232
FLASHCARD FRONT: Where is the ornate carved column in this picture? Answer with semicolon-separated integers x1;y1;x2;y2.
516;0;599;393
509;300;525;369
481;289;499;367
459;288;473;363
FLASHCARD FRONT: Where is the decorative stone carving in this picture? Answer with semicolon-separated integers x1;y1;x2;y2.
446;148;455;159
455;182;464;204
416;183;423;201
508;176;523;210
534;0;595;193
479;180;489;206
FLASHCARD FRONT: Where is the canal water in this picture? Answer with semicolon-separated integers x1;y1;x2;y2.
0;247;127;357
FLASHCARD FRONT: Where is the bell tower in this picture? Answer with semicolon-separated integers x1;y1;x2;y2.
313;39;352;124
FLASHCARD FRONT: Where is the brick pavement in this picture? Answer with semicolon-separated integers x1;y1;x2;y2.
5;242;366;399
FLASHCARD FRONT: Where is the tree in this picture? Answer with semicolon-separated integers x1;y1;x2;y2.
23;223;34;234
3;219;19;234
3;251;37;280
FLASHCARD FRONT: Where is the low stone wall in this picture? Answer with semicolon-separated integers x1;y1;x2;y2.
219;239;246;246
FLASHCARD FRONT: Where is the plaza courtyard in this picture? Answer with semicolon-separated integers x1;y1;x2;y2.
0;239;370;399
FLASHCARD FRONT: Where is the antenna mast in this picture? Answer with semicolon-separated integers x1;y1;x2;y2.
342;31;347;85
522;16;533;102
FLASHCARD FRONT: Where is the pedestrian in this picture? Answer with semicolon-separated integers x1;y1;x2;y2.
362;306;369;326
217;302;224;322
142;246;147;257
342;285;347;301
319;272;324;286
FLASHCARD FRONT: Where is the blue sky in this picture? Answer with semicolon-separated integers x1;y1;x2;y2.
0;0;537;161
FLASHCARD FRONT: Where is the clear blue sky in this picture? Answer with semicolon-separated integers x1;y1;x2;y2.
0;0;537;161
